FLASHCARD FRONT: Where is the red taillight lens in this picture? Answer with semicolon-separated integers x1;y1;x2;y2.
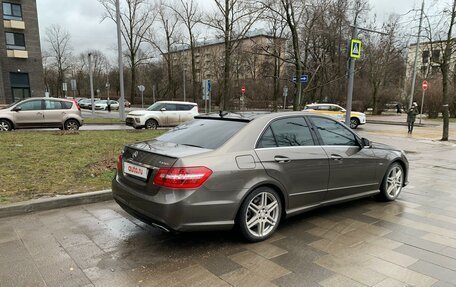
153;166;212;189
117;154;123;171
73;99;81;111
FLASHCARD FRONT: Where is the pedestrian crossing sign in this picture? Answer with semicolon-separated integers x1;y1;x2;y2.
350;39;362;59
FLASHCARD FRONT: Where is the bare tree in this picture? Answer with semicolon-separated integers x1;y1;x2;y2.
441;0;456;141
169;0;202;102
147;1;181;99
99;0;154;104
45;24;72;97
204;0;262;109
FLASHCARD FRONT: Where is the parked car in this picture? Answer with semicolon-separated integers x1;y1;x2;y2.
0;97;83;131
94;100;120;110
79;99;92;109
126;101;198;129
303;103;366;129
113;112;408;242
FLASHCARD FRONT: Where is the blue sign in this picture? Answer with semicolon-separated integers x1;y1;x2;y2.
207;79;211;92
292;74;308;83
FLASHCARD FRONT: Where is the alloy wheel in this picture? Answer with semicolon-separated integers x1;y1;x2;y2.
386;166;403;197
245;192;280;238
65;120;79;131
0;121;11;131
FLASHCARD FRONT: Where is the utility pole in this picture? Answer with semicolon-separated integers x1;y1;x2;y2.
89;53;95;116
116;0;126;121
345;20;358;127
408;0;425;110
183;67;187;102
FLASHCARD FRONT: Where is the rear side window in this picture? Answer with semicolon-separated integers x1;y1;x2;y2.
311;117;358;146
257;117;314;148
45;100;63;110
61;101;73;109
157;119;247;149
177;104;194;111
165;104;177;111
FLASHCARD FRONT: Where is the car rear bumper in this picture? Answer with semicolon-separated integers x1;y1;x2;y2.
112;176;237;232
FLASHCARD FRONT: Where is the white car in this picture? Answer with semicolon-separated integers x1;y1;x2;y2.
94;100;120;110
303;103;366;129
126;101;198;129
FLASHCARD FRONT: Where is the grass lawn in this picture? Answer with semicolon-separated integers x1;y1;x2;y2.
83;117;124;124
0;130;165;204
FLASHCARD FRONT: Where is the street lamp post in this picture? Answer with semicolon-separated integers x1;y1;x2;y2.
183;67;187;102
116;0;126;121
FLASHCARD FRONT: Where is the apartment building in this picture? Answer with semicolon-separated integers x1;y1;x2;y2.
0;0;44;104
167;31;287;82
406;40;456;80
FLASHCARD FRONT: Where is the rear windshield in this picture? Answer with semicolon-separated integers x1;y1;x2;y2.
157;119;248;149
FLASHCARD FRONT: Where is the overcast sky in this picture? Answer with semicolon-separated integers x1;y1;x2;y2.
36;0;429;61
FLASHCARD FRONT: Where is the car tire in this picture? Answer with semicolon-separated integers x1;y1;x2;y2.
64;119;80;131
0;119;13;131
238;187;282;242
145;119;158;129
375;162;404;202
350;117;360;129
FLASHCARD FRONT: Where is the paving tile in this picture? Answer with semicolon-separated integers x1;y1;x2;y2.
386;232;447;254
315;255;385;285
0;225;18;244
366;236;403;250
200;254;242;277
401;213;456;232
0;259;45;287
364;257;438;287
274;253;334;283
156;264;231;287
409;260;456;286
83;266;136;287
374;219;428;237
229;250;291;281
273;272;322;287
431;281;456;287
319;274;367;287
38;258;92;287
395;244;456;272
65;241;106;270
422;233;456;249
373;277;409;287
244;241;288;259
221;267;278;287
0;239;32;264
356;242;418;267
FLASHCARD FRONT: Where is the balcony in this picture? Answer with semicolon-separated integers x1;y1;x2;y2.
7;50;28;58
4;20;25;30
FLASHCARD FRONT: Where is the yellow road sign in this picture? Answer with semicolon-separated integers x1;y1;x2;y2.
350;39;362;59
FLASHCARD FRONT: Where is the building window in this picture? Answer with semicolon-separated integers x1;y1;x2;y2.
5;32;25;50
432;49;441;62
3;2;22;20
10;72;30;102
422;50;429;64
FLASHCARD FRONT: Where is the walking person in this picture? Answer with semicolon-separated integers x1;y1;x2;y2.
407;103;418;134
107;98;111;112
396;103;402;114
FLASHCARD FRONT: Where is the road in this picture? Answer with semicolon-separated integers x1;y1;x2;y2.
1;128;456;286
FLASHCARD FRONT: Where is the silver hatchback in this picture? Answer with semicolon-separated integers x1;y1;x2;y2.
0;97;84;131
113;112;409;242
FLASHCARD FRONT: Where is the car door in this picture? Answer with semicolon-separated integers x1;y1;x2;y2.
44;100;65;127
254;116;330;213
164;103;179;125
176;104;194;124
14;99;45;128
309;116;378;202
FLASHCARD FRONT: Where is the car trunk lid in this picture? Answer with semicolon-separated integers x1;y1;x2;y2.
118;140;212;195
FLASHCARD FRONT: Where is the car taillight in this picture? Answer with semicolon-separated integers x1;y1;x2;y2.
117;154;123;171
153;166;212;189
73;99;81;111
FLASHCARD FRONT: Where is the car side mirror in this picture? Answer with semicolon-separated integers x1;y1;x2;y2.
361;137;372;148
12;106;22;112
160;108;166;112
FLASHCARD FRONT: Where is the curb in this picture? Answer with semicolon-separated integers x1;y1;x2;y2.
0;190;113;219
367;120;438;127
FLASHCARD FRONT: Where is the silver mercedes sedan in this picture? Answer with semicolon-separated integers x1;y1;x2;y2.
113;112;409;242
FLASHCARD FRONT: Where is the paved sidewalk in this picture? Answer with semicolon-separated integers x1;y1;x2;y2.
1;134;456;286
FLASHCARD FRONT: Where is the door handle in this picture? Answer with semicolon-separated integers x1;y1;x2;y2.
274;156;291;163
331;154;343;161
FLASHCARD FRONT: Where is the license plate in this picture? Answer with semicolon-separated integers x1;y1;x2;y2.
124;162;148;180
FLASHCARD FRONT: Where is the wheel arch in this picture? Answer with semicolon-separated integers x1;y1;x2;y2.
64;118;82;127
145;116;161;126
234;181;288;223
0;118;14;129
